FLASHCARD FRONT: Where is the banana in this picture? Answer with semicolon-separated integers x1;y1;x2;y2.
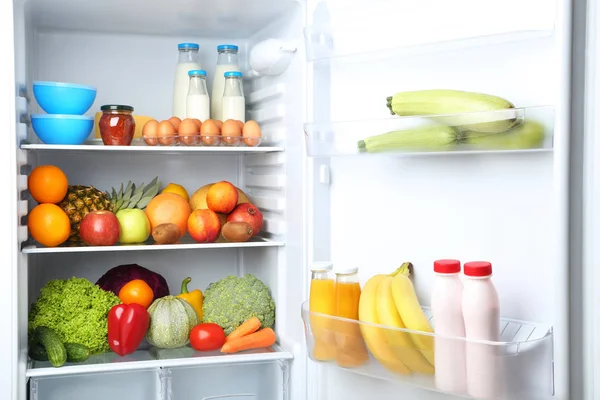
358;275;411;375
376;273;435;375
391;271;435;365
386;89;517;133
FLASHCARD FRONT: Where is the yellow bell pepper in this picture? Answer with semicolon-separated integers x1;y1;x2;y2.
177;277;204;320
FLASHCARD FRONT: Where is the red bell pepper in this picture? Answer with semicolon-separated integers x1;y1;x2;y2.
108;303;149;356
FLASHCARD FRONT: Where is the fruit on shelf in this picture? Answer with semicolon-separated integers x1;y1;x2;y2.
391;266;435;366
109;177;160;213
28;204;71;247
146;296;199;349
161;183;189;202
376;265;435;374
358;125;462;153
58;185;113;242
386;89;517;133
116;209;151;244
118;279;154;309
28;165;68;204
227;203;263;237
206;181;239;214
221;221;253;242
465;120;546;150
189;323;226;352
189;183;250;211
152;223;181;244
188;209;222;243
145;193;191;240
79;210;120;246
96;263;170;299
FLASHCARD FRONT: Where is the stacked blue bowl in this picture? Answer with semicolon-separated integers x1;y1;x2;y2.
31;81;97;145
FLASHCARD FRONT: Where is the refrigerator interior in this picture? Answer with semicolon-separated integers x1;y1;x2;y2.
12;0;307;399
304;0;571;399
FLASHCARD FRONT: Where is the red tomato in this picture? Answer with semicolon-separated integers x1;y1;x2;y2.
189;323;226;351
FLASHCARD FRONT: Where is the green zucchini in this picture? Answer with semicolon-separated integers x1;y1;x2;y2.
29;341;91;363
34;326;67;367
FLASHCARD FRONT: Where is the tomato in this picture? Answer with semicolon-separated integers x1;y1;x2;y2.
189;323;226;351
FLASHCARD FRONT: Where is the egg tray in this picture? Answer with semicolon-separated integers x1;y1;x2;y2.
141;134;262;147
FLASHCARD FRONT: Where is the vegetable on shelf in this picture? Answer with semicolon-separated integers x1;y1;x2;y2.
28;277;121;354
34;326;67;368
358;125;462;153
108;303;150;357
202;274;275;335
96;264;170;299
225;316;261;343
465;120;546;150
29;342;91;363
221;328;277;354
176;277;204;320
146;296;199;349
189;323;226;352
118;279;154;309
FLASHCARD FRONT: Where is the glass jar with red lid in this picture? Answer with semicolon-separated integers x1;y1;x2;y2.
99;104;136;146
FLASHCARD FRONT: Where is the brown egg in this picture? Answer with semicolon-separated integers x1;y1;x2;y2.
178;118;199;146
158;120;178;145
200;119;220;146
168;116;181;132
242;120;262;147
214;120;223;131
142;119;159;146
191;118;202;131
235;120;244;130
222;119;242;146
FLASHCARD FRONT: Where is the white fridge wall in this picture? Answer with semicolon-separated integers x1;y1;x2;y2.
306;0;572;398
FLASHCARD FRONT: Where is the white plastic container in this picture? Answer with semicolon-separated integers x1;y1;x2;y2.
211;44;240;121
430;259;466;395
221;71;246;122
462;261;500;399
186;70;210;121
172;43;201;119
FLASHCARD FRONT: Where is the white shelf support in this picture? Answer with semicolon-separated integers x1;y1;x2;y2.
158;368;172;400
278;359;291;400
29;377;38;400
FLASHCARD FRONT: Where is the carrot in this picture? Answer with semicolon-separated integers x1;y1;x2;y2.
221;328;277;354
226;317;261;343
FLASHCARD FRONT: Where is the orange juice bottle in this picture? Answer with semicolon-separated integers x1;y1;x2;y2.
309;262;337;361
334;267;369;368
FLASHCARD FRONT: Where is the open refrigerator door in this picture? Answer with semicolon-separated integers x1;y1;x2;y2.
302;0;572;399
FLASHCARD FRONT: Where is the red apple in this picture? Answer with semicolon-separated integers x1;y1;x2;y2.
188;209;222;243
226;203;263;237
80;210;121;246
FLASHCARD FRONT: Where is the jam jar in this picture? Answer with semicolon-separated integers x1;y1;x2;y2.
99;104;136;145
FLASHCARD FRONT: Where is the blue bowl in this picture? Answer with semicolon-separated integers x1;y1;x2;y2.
31;114;94;145
33;81;97;115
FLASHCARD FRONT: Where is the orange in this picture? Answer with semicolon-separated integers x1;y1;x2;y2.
28;203;70;247
119;279;154;308
161;183;189;202
28;165;68;204
145;193;192;239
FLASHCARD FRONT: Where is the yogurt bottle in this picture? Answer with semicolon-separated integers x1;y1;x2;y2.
462;261;500;399
431;259;467;395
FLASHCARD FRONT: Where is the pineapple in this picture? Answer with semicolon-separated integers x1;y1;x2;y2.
58;177;160;242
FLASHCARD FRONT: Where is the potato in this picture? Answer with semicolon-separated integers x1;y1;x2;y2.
152;223;181;244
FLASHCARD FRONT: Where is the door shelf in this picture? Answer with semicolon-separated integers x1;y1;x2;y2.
301;302;554;399
22;236;284;254
304;106;554;157
305;0;555;62
27;343;293;378
20;141;284;154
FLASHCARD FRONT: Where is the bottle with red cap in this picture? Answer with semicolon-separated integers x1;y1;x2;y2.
431;259;467;394
461;261;500;399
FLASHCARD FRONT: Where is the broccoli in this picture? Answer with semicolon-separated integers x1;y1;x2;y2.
202;274;275;335
28;277;121;354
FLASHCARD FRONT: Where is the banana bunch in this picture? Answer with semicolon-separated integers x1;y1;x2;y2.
358;262;435;375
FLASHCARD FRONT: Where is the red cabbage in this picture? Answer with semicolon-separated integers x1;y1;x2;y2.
96;264;170;299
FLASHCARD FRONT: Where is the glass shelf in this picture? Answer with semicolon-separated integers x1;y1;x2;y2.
301;302;554;399
27;343;292;378
305;0;555;61
22;235;284;254
304;106;554;157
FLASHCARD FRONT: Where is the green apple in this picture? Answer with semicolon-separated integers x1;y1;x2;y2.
115;209;151;244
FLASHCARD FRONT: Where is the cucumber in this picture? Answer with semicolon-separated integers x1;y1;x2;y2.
34;326;67;367
29;341;91;363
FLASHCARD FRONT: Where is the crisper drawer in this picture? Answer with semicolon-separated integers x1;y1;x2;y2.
30;360;290;400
